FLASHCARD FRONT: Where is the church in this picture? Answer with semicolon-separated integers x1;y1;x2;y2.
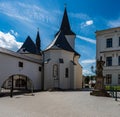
0;8;82;91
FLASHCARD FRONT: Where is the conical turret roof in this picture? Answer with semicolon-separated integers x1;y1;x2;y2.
36;30;41;52
55;7;75;36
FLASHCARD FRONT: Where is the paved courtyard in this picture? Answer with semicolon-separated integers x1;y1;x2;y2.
0;91;120;117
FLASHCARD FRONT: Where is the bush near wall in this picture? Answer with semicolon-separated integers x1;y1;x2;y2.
105;85;120;91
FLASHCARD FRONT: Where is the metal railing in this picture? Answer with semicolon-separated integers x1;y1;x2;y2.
105;85;120;101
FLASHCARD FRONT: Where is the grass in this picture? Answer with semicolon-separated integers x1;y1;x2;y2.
105;85;120;91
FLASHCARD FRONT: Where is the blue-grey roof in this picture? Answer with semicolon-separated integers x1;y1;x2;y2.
45;31;80;56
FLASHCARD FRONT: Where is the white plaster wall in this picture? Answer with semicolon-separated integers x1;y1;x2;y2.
44;49;75;90
0;53;42;90
96;27;120;85
20;53;42;60
74;56;82;89
103;69;120;85
96;28;120;59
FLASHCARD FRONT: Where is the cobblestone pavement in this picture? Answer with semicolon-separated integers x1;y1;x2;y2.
0;91;120;117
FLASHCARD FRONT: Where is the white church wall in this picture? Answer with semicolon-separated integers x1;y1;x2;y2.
0;53;42;90
44;49;75;90
74;56;82;89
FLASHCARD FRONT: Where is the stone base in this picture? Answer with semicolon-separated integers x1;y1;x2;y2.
90;89;110;97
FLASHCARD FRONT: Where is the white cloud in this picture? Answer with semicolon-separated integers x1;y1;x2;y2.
81;59;96;64
86;20;93;25
108;18;120;27
0;2;55;24
82;69;93;76
81;59;96;76
10;30;18;37
76;35;96;44
81;20;94;28
70;13;90;20
0;31;23;51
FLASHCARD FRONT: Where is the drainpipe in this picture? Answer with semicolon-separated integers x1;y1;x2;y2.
72;54;76;89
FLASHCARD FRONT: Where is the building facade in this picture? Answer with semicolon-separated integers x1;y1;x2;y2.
0;8;82;91
96;27;120;86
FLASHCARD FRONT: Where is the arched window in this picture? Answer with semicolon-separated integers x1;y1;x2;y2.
53;64;58;79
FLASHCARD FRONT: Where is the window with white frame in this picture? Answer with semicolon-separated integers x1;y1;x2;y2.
118;74;120;84
118;56;120;65
106;74;112;84
106;57;112;66
119;37;120;46
106;38;112;48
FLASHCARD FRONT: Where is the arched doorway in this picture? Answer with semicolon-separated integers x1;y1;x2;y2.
1;74;33;91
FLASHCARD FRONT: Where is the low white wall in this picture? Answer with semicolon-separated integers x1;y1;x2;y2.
0;53;42;90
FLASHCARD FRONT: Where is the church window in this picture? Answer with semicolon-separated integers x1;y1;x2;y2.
18;62;23;67
53;64;58;78
59;58;64;63
65;68;69;78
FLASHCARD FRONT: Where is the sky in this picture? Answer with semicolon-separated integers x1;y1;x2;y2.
0;0;120;76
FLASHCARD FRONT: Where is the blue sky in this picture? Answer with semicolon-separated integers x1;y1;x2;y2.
0;0;120;75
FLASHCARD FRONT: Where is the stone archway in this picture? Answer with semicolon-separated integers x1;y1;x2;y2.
1;74;34;91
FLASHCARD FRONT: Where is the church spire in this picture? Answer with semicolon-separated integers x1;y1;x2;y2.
55;6;75;36
60;6;71;31
36;28;41;52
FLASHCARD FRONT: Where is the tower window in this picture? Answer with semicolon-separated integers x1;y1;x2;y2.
18;62;23;67
106;38;112;48
65;68;69;78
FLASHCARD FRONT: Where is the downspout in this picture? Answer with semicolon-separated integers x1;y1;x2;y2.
73;54;76;89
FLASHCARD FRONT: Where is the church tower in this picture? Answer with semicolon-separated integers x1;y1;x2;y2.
56;7;76;49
